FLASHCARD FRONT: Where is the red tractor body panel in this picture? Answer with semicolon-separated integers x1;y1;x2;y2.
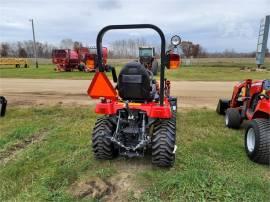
88;70;172;119
247;99;270;119
94;98;172;119
250;80;264;93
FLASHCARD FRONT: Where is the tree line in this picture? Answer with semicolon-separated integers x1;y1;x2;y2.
0;41;56;58
0;38;263;58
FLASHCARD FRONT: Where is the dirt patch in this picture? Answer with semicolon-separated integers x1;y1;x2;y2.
105;171;143;201
69;177;114;200
69;172;142;202
69;158;150;201
0;130;48;165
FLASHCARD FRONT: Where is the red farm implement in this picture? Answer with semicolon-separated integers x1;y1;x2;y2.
52;49;79;71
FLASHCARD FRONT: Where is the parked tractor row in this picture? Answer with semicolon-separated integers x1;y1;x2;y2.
87;24;269;167
52;46;163;75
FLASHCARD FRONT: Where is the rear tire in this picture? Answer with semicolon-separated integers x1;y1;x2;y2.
245;119;270;165
92;116;116;159
152;60;159;76
152;120;176;167
216;99;230;115
225;108;241;129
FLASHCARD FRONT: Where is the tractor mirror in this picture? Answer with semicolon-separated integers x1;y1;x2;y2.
167;53;181;69
171;35;181;47
167;35;181;69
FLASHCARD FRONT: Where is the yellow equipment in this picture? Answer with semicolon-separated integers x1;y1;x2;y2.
0;58;30;68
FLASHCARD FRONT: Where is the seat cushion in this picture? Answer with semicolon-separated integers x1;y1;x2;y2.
118;62;152;101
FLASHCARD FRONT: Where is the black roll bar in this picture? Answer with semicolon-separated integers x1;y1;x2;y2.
96;24;166;106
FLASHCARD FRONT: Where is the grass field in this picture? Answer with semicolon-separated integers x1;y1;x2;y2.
0;106;269;201
0;58;269;81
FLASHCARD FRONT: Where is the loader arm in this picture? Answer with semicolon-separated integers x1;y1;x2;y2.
230;79;252;108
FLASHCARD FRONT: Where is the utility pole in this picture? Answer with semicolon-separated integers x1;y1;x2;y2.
29;19;38;68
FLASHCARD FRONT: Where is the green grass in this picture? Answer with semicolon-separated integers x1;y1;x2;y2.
167;65;270;81
0;64;93;80
0;106;269;201
1;62;269;81
139;111;270;201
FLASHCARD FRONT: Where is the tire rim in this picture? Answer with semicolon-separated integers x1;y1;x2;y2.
225;114;229;126
247;128;256;152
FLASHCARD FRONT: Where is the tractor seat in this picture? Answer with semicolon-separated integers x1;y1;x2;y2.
118;61;153;101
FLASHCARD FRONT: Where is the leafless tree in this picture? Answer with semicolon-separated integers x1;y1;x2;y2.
1;38;260;59
60;38;74;49
73;41;83;52
110;37;148;58
181;41;204;58
0;43;10;57
17;42;28;57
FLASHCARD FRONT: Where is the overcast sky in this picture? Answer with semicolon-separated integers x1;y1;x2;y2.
0;0;269;52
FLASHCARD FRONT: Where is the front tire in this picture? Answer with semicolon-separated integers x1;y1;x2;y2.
245;119;270;165
225;108;241;129
152;120;176;167
92;117;116;159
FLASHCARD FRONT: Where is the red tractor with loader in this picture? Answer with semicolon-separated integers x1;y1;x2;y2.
217;79;270;164
88;24;181;167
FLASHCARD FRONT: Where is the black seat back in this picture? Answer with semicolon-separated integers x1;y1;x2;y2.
118;62;152;101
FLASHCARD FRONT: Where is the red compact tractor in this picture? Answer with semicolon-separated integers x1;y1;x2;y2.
217;79;270;164
52;49;79;71
88;24;181;167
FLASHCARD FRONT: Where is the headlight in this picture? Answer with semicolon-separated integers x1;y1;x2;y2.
171;35;181;46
